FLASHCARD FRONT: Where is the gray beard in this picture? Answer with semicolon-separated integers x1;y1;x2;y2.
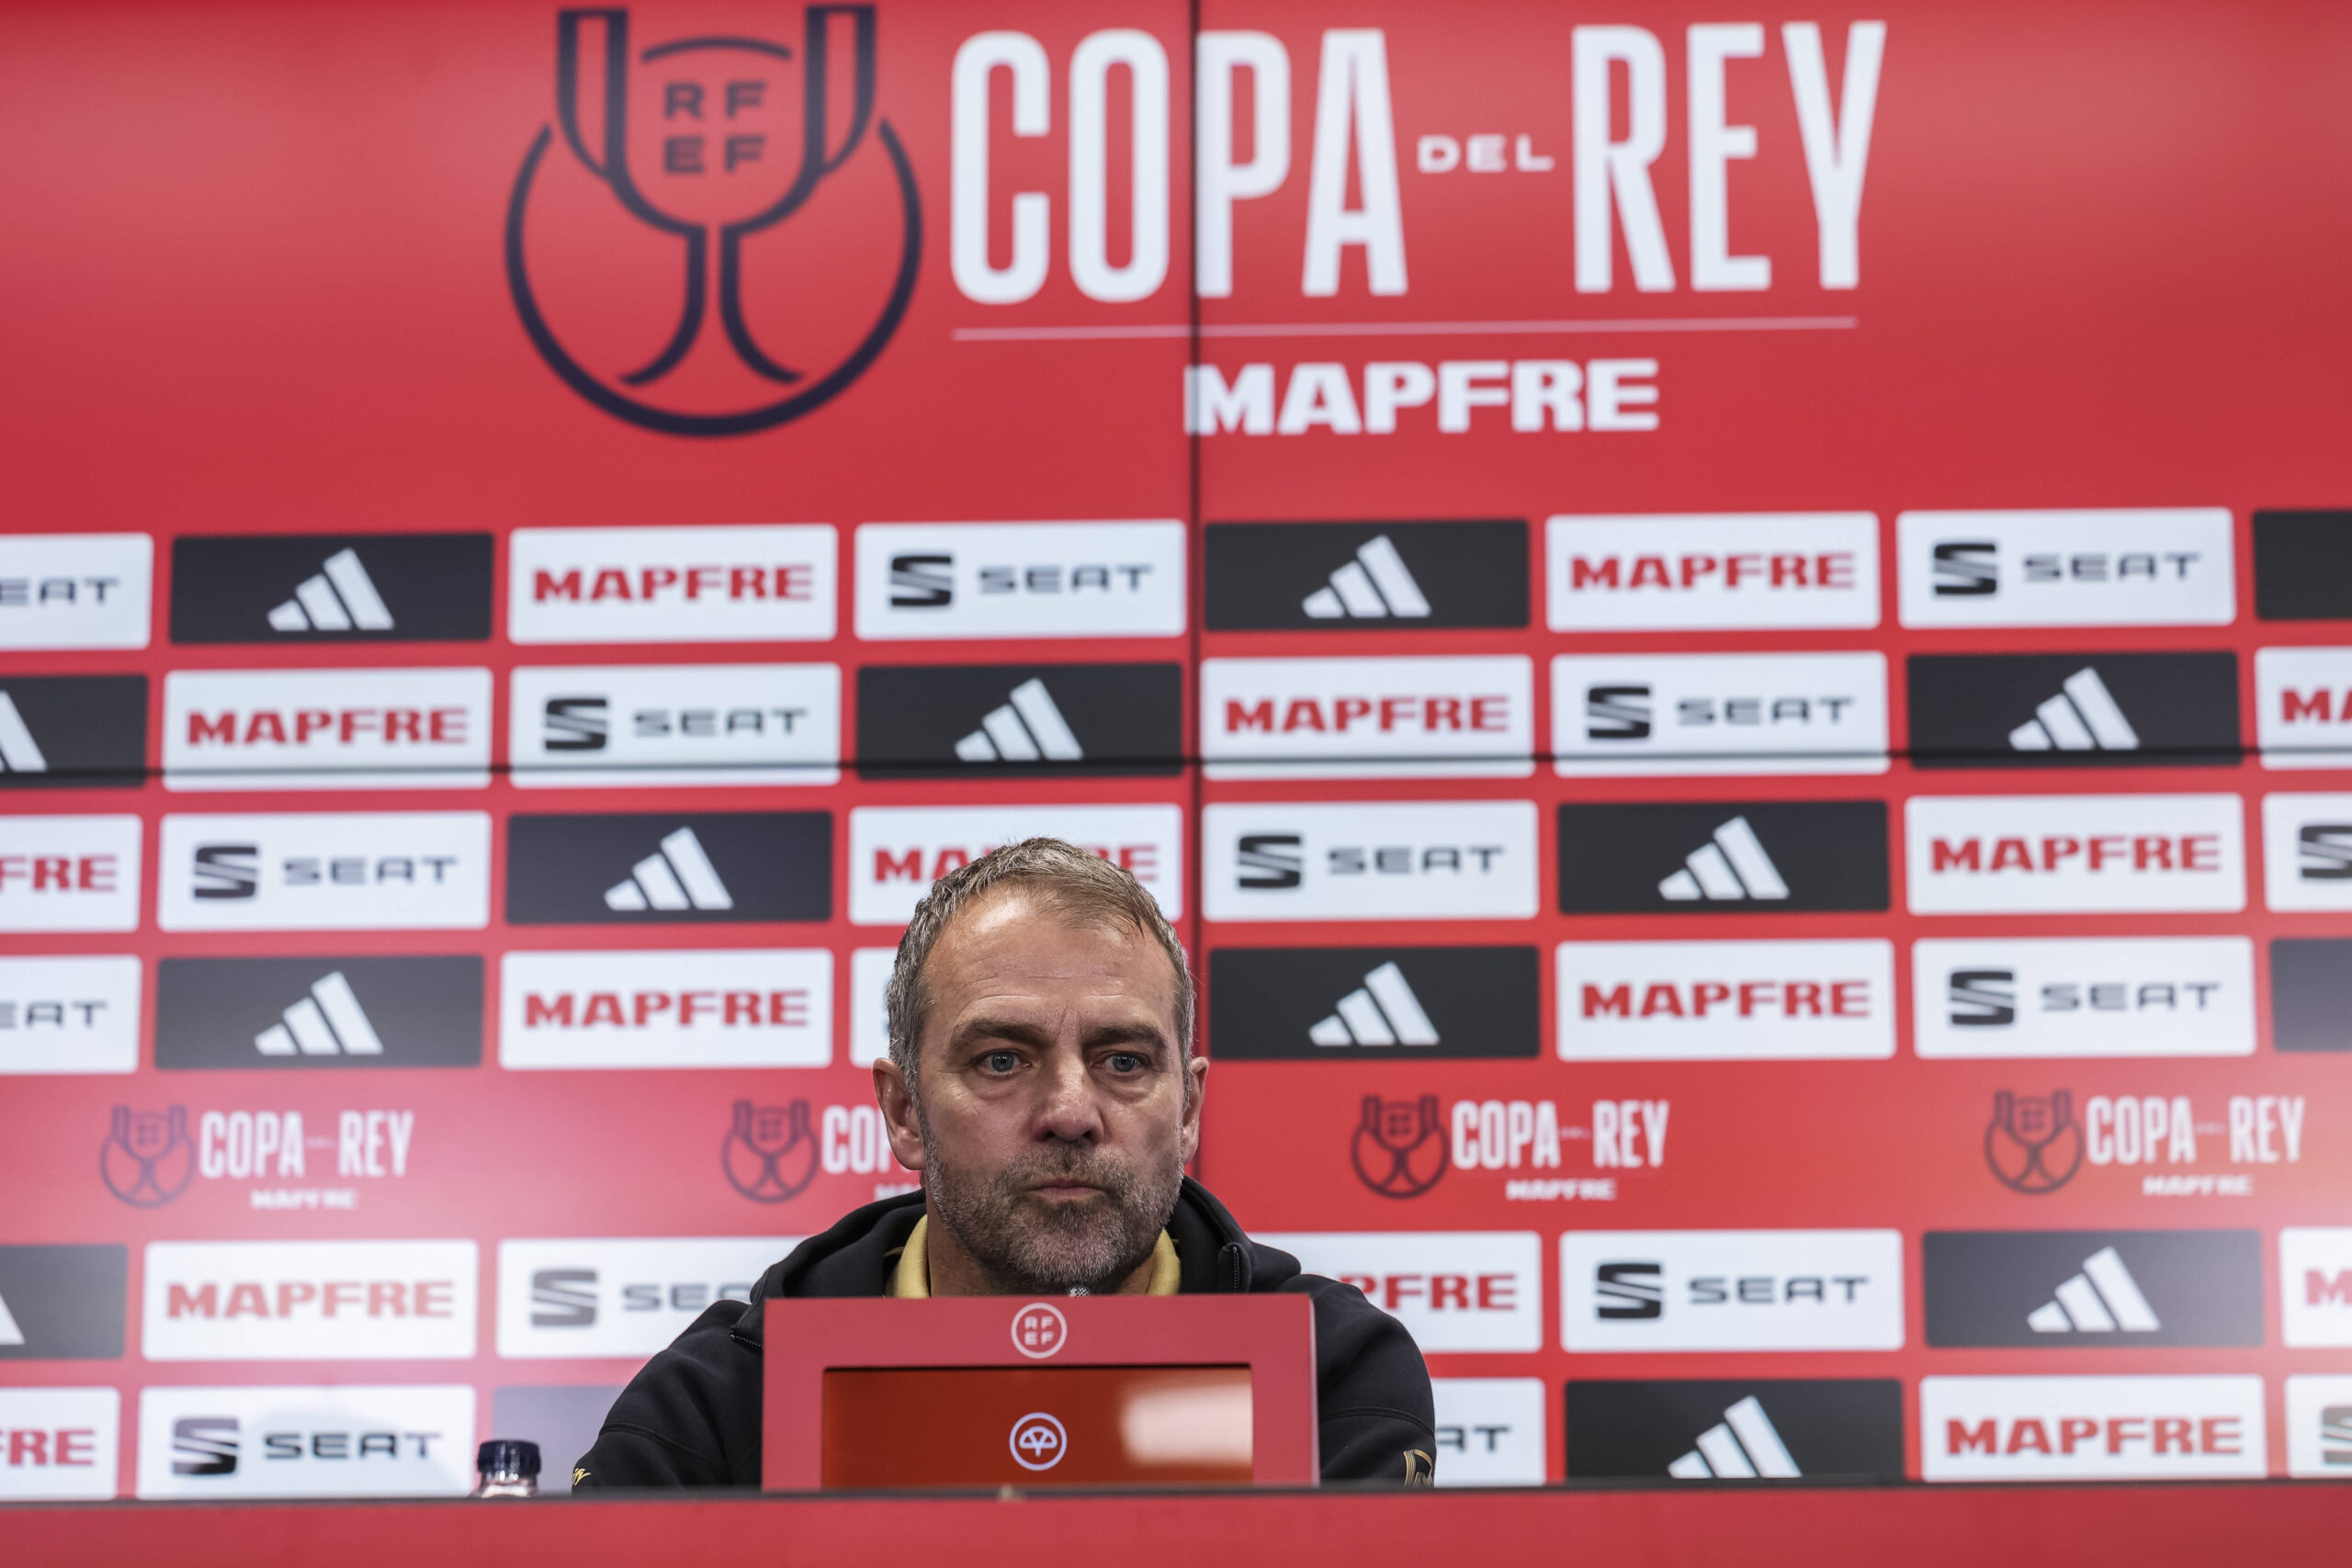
918;1105;1182;1296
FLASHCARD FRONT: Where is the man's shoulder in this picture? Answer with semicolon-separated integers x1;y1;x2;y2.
572;1297;763;1488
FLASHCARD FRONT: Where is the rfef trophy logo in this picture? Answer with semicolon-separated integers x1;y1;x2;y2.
1986;1089;2084;1195
506;6;922;435
101;1106;194;1208
1351;1095;1448;1199
722;1099;818;1201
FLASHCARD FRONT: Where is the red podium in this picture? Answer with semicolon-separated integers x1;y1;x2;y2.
762;1295;1318;1490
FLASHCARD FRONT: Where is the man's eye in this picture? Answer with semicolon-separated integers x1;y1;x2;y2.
981;1050;1021;1074
1105;1053;1145;1074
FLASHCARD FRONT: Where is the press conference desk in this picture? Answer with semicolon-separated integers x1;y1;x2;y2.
7;1483;2341;1566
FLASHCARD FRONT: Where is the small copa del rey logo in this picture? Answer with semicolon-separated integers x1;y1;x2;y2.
1011;1302;1068;1359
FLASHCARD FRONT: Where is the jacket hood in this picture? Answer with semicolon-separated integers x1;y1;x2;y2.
730;1178;1302;1348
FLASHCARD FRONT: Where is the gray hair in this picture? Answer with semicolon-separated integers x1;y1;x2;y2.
884;838;1194;1093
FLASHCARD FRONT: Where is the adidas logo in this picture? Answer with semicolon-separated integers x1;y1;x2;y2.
254;971;383;1056
0;1286;22;1348
1301;535;1431;620
266;547;395;633
1658;816;1789;902
1308;962;1438;1047
2007;667;2139;752
0;692;49;773
1667;1395;1800;1479
954;678;1082;763
605;827;734;911
2025;1244;2160;1334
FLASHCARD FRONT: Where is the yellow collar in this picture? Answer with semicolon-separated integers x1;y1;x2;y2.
888;1215;1181;1298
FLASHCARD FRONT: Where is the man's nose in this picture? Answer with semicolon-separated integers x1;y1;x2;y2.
1034;1049;1102;1141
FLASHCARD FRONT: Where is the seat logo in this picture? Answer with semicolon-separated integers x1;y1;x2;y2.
1302;535;1431;619
1009;1412;1067;1471
1668;1394;1799;1479
505;6;921;437
1309;963;1438;1048
1011;1302;1067;1359
2008;667;2139;752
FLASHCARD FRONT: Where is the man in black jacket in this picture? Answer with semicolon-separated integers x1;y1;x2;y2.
574;838;1435;1490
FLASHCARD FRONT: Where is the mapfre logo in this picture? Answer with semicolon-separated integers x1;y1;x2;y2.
1556;940;1894;1062
505;6;918;435
854;522;1188;640
1258;1232;1542;1352
1545;513;1880;631
2256;648;2352;768
142;1240;477;1361
1920;1376;2265;1482
1895;509;2234;629
509;525;837;643
0;815;141;934
496;1237;789;1358
163;669;491;791
0;955;141;1075
2280;1229;2352;1348
847;804;1182;926
1201;656;1535;779
1912;938;2255;1059
1905;794;2245;914
0;1387;119;1500
500;948;831;1069
1560;1230;1904;1353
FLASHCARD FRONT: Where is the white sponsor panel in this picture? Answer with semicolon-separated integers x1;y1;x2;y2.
164;668;491;790
2280;1229;2352;1348
500;950;832;1070
849;804;1183;926
1919;1376;2265;1482
1559;1230;1905;1351
496;1237;794;1359
0;534;152;649
1550;652;1888;775
1545;514;1880;631
1557;941;1894;1062
1905;795;2245;914
1896;509;2235;628
1203;801;1539;922
142;1240;478;1361
509;663;840;788
135;1384;474;1499
0;1387;119;1500
854;521;1187;639
2262;793;2352;911
1912;937;2256;1058
157;812;491;931
1203;656;1535;779
0;815;141;933
1431;1379;1546;1487
850;946;894;1066
2284;1376;2352;1478
508;525;836;644
2256;647;2352;769
1257;1232;1542;1353
0;955;140;1074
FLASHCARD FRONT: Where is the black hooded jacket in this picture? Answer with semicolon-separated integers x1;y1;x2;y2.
572;1180;1436;1488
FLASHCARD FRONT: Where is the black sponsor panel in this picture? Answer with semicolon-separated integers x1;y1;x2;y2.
854;663;1182;777
1566;1380;1904;1481
155;956;483;1069
506;812;831;924
169;533;492;643
0;1244;127;1359
1556;801;1888;914
2272;939;2352;1051
1906;652;2240;767
1922;1230;2262;1348
2254;511;2352;621
1204;521;1529;630
0;675;145;787
1208;946;1539;1060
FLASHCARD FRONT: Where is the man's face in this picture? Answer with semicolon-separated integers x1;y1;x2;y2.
876;890;1204;1295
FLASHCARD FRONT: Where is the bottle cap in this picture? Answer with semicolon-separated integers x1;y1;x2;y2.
477;1438;542;1481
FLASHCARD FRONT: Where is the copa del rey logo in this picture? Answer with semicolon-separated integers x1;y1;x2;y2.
506;6;920;435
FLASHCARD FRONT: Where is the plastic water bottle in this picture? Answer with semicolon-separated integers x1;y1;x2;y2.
473;1438;541;1497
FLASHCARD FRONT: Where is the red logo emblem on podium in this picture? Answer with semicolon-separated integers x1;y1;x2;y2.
1011;1302;1068;1359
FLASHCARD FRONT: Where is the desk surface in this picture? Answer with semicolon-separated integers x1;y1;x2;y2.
6;1483;2343;1566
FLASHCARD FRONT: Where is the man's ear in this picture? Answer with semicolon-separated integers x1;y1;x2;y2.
1178;1054;1209;1166
872;1056;929;1173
